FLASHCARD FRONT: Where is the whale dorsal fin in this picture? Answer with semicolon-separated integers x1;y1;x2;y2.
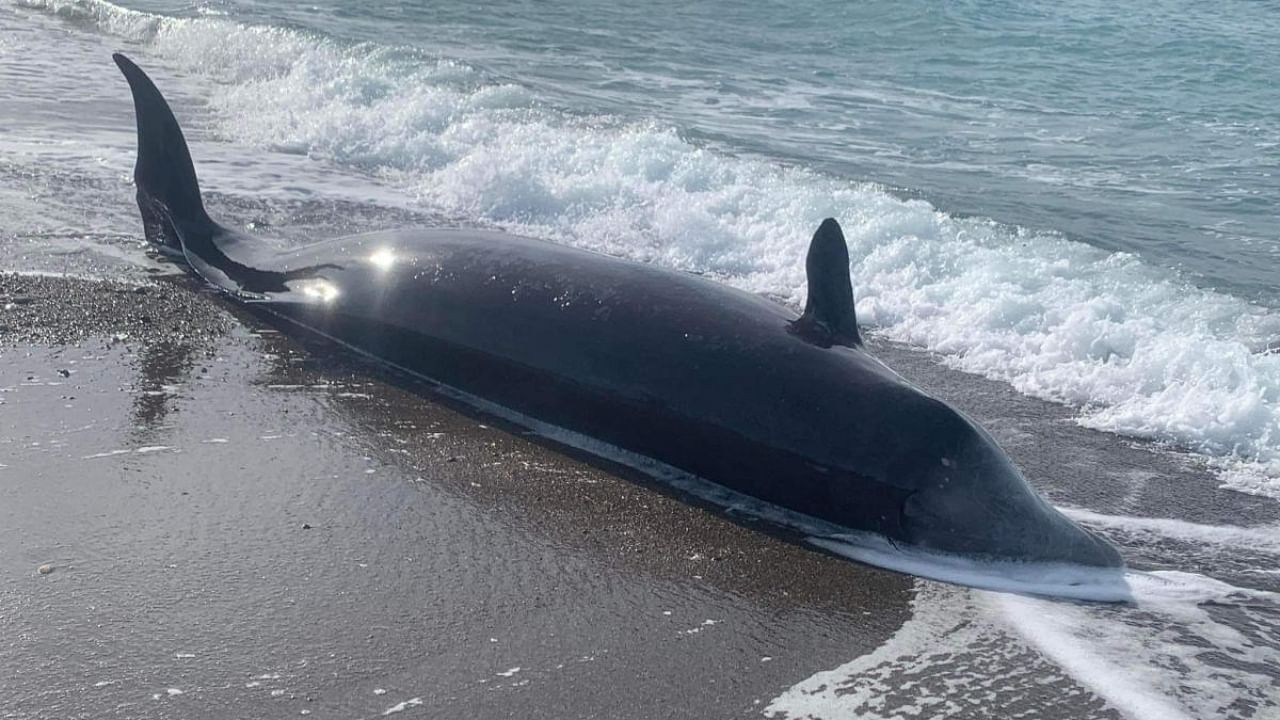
792;218;861;348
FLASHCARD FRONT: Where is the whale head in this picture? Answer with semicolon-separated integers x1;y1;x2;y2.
891;395;1122;568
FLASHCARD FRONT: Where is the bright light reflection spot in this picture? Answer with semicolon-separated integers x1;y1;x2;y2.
368;247;396;271
300;278;340;303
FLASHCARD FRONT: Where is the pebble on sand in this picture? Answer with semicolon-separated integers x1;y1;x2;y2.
37;564;53;575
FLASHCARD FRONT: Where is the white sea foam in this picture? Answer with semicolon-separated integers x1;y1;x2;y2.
998;571;1280;720
766;581;1113;720
15;0;1280;498
1065;506;1280;555
773;501;1280;719
769;572;1280;720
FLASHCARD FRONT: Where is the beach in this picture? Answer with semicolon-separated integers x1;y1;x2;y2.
2;272;916;719
4;272;1276;718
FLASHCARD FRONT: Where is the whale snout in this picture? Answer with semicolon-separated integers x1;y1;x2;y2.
896;412;1122;568
902;473;1121;567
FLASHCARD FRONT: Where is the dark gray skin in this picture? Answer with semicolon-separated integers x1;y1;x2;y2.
113;53;1122;570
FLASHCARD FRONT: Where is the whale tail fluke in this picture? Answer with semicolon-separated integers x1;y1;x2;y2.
112;52;214;254
113;54;343;296
794;218;861;348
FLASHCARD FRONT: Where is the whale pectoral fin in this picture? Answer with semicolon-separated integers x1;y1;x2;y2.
792;218;861;348
221;262;345;296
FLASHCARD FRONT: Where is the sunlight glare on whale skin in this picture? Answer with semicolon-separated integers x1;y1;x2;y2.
295;277;340;303
368;247;397;271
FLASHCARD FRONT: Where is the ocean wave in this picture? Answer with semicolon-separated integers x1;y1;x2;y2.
18;0;1280;499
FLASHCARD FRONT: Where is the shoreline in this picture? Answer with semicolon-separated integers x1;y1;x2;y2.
1;272;914;719
3;271;1275;719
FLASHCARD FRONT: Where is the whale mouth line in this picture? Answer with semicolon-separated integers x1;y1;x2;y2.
809;534;1133;603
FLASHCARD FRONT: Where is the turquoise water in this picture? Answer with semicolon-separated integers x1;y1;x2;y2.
135;0;1280;300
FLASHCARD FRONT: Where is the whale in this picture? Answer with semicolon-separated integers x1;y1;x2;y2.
112;53;1123;589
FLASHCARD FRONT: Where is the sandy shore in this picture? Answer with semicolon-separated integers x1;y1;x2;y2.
3;272;1271;719
1;272;916;719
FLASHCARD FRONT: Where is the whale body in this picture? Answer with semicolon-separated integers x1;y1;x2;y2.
112;53;1122;584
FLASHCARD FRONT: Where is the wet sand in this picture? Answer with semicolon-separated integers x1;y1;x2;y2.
1;272;915;719
2;272;1271;719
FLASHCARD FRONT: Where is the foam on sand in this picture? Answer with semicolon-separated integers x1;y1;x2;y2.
769;571;1279;720
997;571;1280;720
765;581;1114;720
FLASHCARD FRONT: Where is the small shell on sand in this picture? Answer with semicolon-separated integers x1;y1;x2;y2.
37;564;53;575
